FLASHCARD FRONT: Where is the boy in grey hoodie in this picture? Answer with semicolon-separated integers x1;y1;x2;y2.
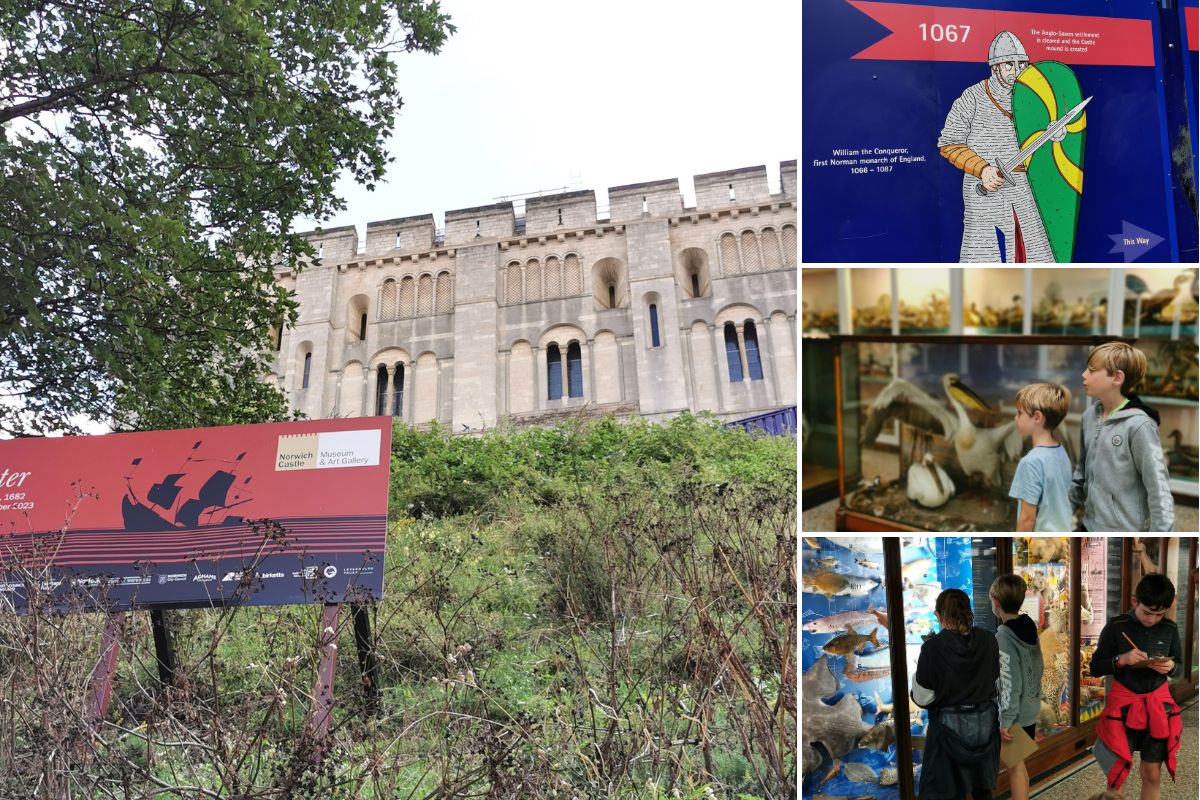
1069;342;1173;531
991;574;1043;800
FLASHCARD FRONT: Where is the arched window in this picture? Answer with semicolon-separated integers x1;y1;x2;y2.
545;256;561;299
740;230;762;272
399;276;416;317
375;365;389;415
380;279;397;320
563;254;582;295
358;313;368;341
691;272;701;298
782;224;797;265
608;285;616;308
567;342;583;398
435;271;452;313
392;363;405;416
302;352;313;389
719;233;740;275
724;323;743;383
506;262;523;305
547;344;562;400
744;321;764;380
649;304;661;348
417;274;434;315
761;227;783;269
526;260;543;302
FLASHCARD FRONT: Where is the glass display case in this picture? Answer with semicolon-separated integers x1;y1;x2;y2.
1031;268;1110;335
800;537;1199;800
963;269;1025;334
850;269;950;334
803;336;841;503
832;334;1124;533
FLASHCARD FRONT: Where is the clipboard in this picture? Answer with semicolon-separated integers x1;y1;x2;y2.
1000;723;1039;769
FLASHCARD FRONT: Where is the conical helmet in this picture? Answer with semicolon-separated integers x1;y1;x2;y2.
988;31;1028;65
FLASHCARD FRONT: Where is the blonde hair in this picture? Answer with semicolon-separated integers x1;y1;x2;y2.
1015;382;1071;430
990;574;1027;614
1087;342;1146;396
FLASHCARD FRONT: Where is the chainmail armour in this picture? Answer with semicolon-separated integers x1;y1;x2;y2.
938;74;1055;263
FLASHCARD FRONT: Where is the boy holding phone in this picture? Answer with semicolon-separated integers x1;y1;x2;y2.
1089;574;1183;800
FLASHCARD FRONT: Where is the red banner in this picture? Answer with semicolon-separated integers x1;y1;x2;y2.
1187;7;1198;52
0;417;392;612
848;2;1155;67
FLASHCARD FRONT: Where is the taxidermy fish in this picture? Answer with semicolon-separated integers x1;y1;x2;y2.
822;625;882;657
801;656;873;758
844;665;891;684
802;606;883;635
855;558;881;570
900;556;934;585
860;719;896;750
842;762;879;784
803;537;823;549
908;617;933;637
811;556;841;568
880;767;899;786
874;689;922;721
908;581;942;607
803;569;879;598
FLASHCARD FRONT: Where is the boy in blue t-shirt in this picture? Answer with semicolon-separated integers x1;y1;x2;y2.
1008;382;1073;532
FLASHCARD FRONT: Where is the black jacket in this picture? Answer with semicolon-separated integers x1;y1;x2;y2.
912;627;1002;800
1090;612;1182;694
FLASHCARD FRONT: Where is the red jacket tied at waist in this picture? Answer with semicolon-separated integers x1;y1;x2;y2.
1095;680;1182;789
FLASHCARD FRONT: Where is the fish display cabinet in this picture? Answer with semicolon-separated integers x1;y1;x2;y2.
800;536;1199;800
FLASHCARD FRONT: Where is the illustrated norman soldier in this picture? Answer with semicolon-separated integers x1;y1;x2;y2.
938;32;1056;263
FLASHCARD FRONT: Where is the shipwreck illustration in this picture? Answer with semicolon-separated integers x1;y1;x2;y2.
122;442;255;532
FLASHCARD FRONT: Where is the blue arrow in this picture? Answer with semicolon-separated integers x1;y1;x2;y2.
1108;221;1165;262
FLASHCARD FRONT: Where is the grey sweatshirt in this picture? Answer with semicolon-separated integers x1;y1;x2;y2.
995;616;1042;729
1069;396;1173;532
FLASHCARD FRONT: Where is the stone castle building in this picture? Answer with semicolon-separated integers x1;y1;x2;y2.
270;161;797;430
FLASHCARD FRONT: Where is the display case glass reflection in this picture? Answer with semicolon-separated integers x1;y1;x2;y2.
842;338;1094;532
803;338;842;493
803;268;839;333
1031;268;1109;334
963;269;1024;333
1012;537;1072;741
1121;268;1198;338
850;269;950;334
1175;538;1191;668
800;537;978;799
1077;538;1119;725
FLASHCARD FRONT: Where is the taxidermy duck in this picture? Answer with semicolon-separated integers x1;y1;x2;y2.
1167;429;1199;468
907;453;955;508
964;303;983;327
942;373;1023;487
1143;273;1191;323
1003;294;1023;329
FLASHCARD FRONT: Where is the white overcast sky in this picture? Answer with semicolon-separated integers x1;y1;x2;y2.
297;0;799;235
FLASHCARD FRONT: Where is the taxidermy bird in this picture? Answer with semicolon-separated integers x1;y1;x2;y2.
861;374;1023;488
1143;273;1192;322
1167;429;1199;468
907;453;955;508
964;303;983;327
942;373;1023;487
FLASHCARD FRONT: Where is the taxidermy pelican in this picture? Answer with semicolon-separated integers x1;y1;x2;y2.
907;453;955;508
942;373;1022;487
861;374;1023;488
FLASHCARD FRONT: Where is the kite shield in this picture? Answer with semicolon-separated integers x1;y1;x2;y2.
1013;61;1086;263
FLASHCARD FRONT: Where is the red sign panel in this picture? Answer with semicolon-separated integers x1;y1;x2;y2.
848;2;1156;66
0;417;392;612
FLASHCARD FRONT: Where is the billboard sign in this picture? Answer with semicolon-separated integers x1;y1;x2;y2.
0;417;393;612
803;0;1186;262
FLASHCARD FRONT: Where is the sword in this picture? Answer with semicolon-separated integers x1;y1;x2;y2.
974;95;1091;197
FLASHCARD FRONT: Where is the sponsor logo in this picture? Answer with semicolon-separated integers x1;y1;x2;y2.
223;570;286;582
157;574;187;584
192;574;218;582
322;565;338;579
342;567;376;576
292;566;319;580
